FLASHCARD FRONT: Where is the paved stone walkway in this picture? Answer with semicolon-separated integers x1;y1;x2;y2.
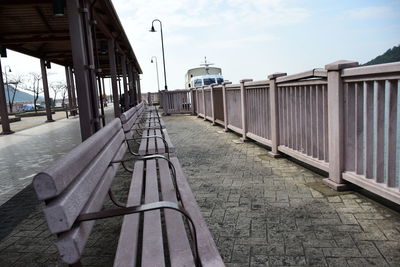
0;114;399;266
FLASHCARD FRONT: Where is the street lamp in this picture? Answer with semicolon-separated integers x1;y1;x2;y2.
151;56;160;92
4;65;11;110
149;19;168;91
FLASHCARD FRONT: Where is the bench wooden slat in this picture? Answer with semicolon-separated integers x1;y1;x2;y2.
56;142;127;264
120;106;137;124
142;159;165;266
113;160;144;267
171;158;225;267
159;159;195;266
147;129;157;155
155;129;164;153
42;130;126;234
33;119;122;200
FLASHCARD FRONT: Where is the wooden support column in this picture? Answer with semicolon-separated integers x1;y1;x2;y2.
0;58;13;134
210;84;216;125
323;60;358;191
127;62;134;106
222;81;231;132
67;0;101;140
136;73;142;102
121;55;129;110
268;72;286;157
240;79;252;141
108;39;120;117
65;66;74;116
40;59;54;122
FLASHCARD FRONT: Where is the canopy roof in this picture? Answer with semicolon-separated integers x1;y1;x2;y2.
0;0;142;75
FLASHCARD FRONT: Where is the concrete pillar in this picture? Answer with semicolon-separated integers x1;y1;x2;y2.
323;60;358;191
268;72;287;157
240;79;253;141
67;0;101;140
136;73;142;102
0;58;13;134
108;39;120;117
202;86;206;120
121;55;129;110
210;84;216;125
40;59;54;122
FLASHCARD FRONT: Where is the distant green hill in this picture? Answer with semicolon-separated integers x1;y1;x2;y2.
364;45;400;66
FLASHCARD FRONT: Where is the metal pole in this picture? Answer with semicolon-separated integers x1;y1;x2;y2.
40;59;54;122
151;19;168;90
4;66;11;112
151;56;160;92
0;58;13;134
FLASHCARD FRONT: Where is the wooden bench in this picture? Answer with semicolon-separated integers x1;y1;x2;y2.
32;117;224;266
120;104;173;157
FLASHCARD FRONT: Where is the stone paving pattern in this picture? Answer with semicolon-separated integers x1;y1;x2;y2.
0;114;400;266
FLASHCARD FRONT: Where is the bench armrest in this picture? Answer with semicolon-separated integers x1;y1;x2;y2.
77;201;200;266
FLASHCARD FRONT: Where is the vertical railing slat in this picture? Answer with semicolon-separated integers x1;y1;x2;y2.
345;83;356;172
364;81;374;178
386;80;398;187
355;82;364;175
375;81;385;183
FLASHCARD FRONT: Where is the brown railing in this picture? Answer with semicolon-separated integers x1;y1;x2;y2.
191;61;400;205
158;61;400;204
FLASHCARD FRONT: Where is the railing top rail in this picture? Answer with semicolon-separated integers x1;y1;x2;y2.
225;83;241;89
276;79;327;87
341;62;400;78
244;79;270;87
163;89;191;93
276;68;327;83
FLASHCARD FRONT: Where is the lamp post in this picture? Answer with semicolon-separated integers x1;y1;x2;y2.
4;65;11;111
149;19;168;91
151;56;160;92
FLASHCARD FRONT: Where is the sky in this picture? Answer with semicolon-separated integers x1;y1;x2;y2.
1;0;400;98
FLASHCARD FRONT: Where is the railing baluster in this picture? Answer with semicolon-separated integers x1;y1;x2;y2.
375;81;385;183
386;80;398;187
355;82;364;175
364;82;374;178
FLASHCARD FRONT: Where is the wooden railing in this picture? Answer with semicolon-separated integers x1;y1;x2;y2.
159;90;194;115
189;60;400;205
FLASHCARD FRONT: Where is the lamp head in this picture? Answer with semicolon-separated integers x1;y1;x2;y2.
53;0;65;16
151;59;153;63
8;68;12;72
149;25;156;32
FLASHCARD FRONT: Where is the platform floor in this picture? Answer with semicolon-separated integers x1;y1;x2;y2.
0;113;399;266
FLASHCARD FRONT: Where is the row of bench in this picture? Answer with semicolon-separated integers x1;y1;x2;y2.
32;103;224;266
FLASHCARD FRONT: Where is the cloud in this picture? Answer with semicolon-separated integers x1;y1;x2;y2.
345;6;400;19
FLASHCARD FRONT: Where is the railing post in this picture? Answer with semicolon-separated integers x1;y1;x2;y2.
202;86;206;121
190;89;196;115
323;60;358;190
240;79;252;141
210;83;216;125
268;73;287;157
222;81;231;132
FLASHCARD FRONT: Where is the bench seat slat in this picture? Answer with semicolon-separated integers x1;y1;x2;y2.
43;130;126;234
142;159;165;266
171;158;225;267
159;159;195;266
56;142;127;265
147;129;157;155
113;161;144;267
155;129;164;154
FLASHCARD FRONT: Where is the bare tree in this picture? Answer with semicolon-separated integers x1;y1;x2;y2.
50;81;66;107
4;73;24;113
24;72;43;113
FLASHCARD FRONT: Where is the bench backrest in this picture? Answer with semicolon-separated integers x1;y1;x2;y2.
120;102;145;139
32;118;127;264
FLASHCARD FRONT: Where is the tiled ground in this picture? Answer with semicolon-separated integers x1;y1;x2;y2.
0;114;399;266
